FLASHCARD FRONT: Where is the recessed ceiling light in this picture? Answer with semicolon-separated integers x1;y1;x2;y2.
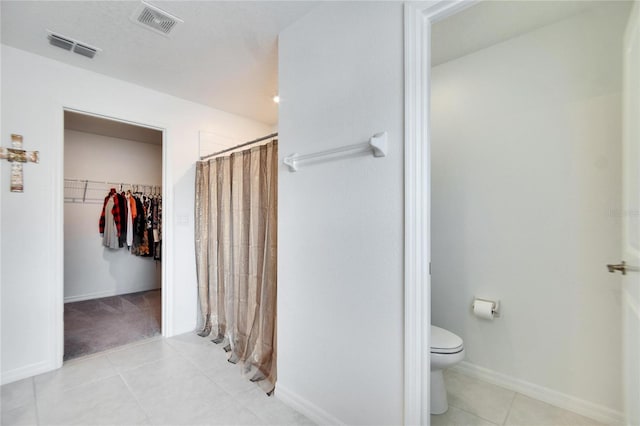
273;95;280;104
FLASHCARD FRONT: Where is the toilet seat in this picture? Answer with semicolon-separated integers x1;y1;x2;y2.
431;325;463;354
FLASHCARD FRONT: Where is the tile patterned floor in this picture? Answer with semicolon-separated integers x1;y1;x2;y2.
1;339;609;426
431;370;605;426
64;289;161;361
1;333;314;426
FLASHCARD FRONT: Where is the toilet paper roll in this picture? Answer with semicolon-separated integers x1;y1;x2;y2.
473;299;495;320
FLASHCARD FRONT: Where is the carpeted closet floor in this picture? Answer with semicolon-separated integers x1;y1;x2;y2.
64;289;161;361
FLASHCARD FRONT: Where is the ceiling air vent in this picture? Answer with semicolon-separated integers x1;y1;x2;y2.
131;1;183;36
73;43;97;59
48;33;74;51
47;31;101;59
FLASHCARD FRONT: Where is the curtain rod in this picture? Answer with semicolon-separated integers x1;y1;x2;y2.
199;132;278;161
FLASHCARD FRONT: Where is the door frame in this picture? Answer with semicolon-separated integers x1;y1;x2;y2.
622;2;640;424
55;106;172;365
403;1;478;424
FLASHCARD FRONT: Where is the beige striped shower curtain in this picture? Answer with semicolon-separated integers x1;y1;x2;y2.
194;140;277;394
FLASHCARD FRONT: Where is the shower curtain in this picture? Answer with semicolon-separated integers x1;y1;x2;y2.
194;140;277;394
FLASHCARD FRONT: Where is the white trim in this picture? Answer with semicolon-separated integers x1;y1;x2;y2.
55;106;173;376
1;360;55;385
622;4;640;426
404;3;428;424
0;25;2;393
624;287;640;320
161;126;173;337
52;107;65;373
63;287;161;304
63;107;166;132
404;2;478;424
451;362;624;425
622;0;640;262
623;287;640;426
276;384;345;426
404;3;429;425
407;2;632;425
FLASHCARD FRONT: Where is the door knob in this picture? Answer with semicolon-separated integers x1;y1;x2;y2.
607;261;627;275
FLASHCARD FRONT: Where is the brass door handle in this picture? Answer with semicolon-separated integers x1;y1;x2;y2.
607;261;627;275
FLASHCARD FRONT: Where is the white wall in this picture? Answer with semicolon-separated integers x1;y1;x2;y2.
64;129;162;302
431;5;626;415
277;3;404;425
0;45;272;384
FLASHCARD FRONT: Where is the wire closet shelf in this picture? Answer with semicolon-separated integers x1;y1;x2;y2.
64;178;162;204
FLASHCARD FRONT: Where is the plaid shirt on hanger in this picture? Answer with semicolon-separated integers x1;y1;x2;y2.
99;188;122;236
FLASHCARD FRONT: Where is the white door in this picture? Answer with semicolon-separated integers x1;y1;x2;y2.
622;3;640;425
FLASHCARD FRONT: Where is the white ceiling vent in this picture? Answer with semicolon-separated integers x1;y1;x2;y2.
47;31;101;59
48;33;74;51
73;43;98;59
131;1;183;37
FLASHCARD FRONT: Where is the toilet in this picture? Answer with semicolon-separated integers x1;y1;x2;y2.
430;325;465;415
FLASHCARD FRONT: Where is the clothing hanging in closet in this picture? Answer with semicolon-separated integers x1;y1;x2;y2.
99;188;162;260
99;189;121;249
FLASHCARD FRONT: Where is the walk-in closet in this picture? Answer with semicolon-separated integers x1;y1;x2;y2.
63;110;163;361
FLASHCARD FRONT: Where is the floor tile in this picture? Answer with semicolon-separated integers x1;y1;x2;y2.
165;333;230;371
8;333;606;426
229;381;308;423
120;353;201;394
0;378;34;412
185;401;265;426
37;375;147;425
445;369;516;425
14;332;315;426
227;407;267;426
505;394;603;426
234;387;274;409
204;364;258;396
133;374;234;425
431;406;499;426
252;397;316;426
0;402;38;426
106;339;175;372
164;331;219;351
34;354;117;400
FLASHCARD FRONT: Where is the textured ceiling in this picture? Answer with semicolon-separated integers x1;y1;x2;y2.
1;1;317;125
432;0;633;67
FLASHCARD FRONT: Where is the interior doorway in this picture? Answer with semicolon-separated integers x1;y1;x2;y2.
62;109;165;361
404;1;639;424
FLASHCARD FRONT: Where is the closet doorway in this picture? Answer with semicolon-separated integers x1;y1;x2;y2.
62;109;164;361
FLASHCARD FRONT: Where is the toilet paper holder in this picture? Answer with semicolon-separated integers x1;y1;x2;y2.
472;298;500;318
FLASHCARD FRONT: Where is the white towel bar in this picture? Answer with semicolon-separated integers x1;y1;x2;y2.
283;132;388;172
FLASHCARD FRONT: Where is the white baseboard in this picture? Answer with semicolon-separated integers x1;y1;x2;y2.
1;360;56;385
64;286;160;303
451;361;624;425
276;384;345;426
